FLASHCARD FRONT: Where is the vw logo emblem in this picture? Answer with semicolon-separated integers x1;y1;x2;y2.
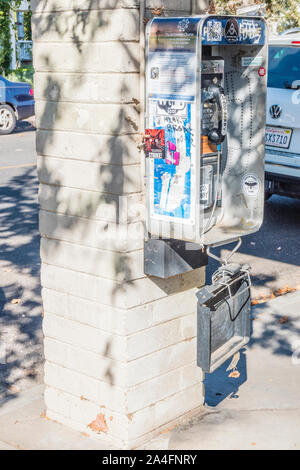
270;104;282;119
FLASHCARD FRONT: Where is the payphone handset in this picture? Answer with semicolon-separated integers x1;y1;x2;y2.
201;58;228;146
200;58;227;230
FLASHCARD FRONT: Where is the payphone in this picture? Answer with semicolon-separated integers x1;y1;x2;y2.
145;15;267;248
144;15;268;372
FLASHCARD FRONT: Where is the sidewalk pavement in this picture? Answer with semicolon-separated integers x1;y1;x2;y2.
0;386;113;450
0;290;299;450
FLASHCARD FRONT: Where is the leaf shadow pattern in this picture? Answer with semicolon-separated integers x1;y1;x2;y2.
0;166;43;403
250;304;300;358
33;0;142;294
26;0;147;402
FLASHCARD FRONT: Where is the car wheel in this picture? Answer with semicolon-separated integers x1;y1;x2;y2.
0;105;16;135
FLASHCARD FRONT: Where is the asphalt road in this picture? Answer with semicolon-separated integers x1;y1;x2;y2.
0;121;42;402
0;122;299;402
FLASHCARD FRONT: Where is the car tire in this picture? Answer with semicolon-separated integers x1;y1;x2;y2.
0;104;16;135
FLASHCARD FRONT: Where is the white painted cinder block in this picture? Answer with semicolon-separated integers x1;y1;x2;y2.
44;337;128;387
41;286;198;335
35;102;140;134
40;238;144;281
32;9;140;43
33;42;140;74
41;262;204;309
36;131;141;165
34;72;140;105
39;210;144;252
42;287;127;335
44;359;202;416
39;185;144;223
37;156;142;194
42;310;197;361
128;383;204;442
44;362;126;413
43;312;128;360
35;0;204;449
44;335;201;388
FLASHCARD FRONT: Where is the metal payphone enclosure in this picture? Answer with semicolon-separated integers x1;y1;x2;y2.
145;15;268;248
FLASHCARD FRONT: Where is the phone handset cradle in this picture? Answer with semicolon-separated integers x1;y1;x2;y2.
205;85;228;145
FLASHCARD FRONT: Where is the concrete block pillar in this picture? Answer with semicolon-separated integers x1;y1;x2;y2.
32;0;206;448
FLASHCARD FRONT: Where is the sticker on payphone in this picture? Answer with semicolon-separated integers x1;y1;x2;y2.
145;129;165;159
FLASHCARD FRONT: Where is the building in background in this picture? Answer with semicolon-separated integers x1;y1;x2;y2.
9;0;32;70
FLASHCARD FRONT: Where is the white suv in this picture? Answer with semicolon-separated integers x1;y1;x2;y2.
265;29;300;200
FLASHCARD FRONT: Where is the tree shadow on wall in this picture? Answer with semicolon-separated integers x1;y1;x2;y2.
20;1;155;400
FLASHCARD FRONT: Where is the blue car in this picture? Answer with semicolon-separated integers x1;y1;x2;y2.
0;75;35;135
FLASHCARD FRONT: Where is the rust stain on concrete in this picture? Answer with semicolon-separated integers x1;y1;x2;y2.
88;414;108;434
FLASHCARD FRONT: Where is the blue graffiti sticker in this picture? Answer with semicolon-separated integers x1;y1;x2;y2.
149;100;194;221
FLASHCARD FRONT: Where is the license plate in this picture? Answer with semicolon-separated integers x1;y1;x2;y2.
265;127;292;149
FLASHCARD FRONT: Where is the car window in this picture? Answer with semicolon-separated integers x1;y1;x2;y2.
268;45;300;89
